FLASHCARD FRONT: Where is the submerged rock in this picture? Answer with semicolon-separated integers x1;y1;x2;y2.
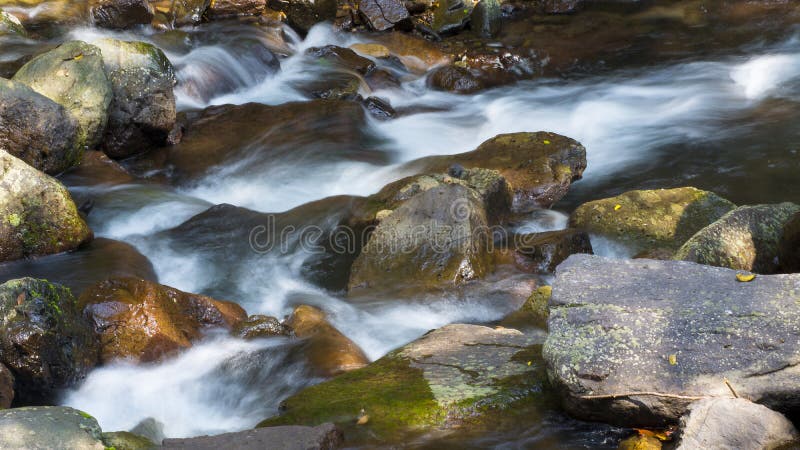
0;278;98;404
259;324;544;444
79;278;246;363
13;41;113;151
90;0;154;29
93;38;177;159
0;364;12;409
544;254;800;427
0;77;81;174
287;305;368;377
162;423;343;449
404;132;586;212
151;0;211;27
0;150;93;262
570;187;735;254
674;203;800;273
0;406;106;450
427;65;484;94
675;398;798;450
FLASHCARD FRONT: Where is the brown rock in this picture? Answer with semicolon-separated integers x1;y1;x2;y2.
208;0;266;18
79;278;247;363
427;65;483;94
233;314;289;339
162;423;343;450
287;305;368;377
0;364;12;409
358;0;408;31
90;0;155;29
512;229;592;273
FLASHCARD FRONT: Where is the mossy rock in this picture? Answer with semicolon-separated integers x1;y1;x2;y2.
0;406;106;449
13;40;113;150
501;285;551;329
674;202;800;273
102;431;157;450
0;8;25;36
258;324;545;445
569;187;736;254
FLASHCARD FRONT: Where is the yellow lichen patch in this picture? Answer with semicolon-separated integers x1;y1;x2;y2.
736;273;756;282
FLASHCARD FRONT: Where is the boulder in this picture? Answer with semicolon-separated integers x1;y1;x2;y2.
500;285;551;329
404;132;586;212
297;71;361;101
431;0;476;33
676;398;798;450
93;38;177;159
0;278;98;404
78;278;247;363
349;43;390;59
130;417;165;444
470;0;500;38
427;65;484;94
511;229;593;274
0;8;25;36
267;0;337;32
101;431;157;449
0;406;105;450
0;150;93;262
287;305;368;377
570;187;736;254
90;0;154;29
358;0;408;31
13;41;113;151
208;0;266;18
162;423;343;449
544;254;800;427
0;237;157;295
675;203;800;274
348;183;494;292
60;150;135;186
0;363;12;409
258;324;544;444
0;77;81;174
779;211;800;272
151;0;211;27
307;45;375;75
233;314;289;339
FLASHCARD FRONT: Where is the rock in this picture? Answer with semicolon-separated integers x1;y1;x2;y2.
0;77;81;174
675;203;800;274
90;0;154;29
0;278;98;404
348;184;494;292
779;211;800;272
371;32;452;74
512;229;593;274
298;72;361;101
0;150;93;262
208;0;266;18
427;65;483;94
0;8;25;37
470;0;500;38
93;38;177;159
675;398;798;450
60;150;135;186
431;0;476;33
500;285;551;329
258;324;544;443
544;254;800;427
151;0;211;27
362;96;396;119
365;69;401;90
404;132;586;212
287;305;368;377
0;237;157;295
162;423;343;450
78;278;246;363
570;187;736;254
267;0;337;32
102;431;156;449
0;406;106;450
618;435;662;450
130;417;165;445
349;43;390;59
233;314;289;339
307;45;375;75
0;363;12;409
358;0;408;31
13;41;113;151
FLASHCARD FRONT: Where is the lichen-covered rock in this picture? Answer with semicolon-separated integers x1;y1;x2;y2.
287;305;368;377
675;203;800;273
500;285;551;329
233;314;289;339
0;406;106;450
404;132;586;212
0;278;98;404
570;187;735;254
0;8;25;36
90;0;154;29
101;431;157;449
675;398;798;450
162;423;343;449
93;38;177;159
544;254;800;427
427;65;484;94
0;77;81;174
512;229;593;273
348;183;494;292
258;324;544;444
0;363;13;409
13;41;113;151
358;0;408;31
267;0;336;32
79;278;247;363
0;150;93;262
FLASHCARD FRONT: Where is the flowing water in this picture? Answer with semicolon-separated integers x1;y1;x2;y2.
4;2;800;447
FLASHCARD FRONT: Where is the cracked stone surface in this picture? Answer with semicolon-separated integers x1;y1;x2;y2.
0;406;105;450
543;254;800;427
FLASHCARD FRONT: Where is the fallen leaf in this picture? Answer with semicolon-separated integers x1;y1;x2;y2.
614;204;622;211
357;415;369;425
543;140;551;145
668;354;677;365
736;273;756;282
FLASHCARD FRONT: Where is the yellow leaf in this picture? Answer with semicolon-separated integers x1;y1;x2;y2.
543;140;551;145
74;53;83;60
357;414;369;425
527;361;532;366
668;354;677;365
614;204;622;211
736;273;756;282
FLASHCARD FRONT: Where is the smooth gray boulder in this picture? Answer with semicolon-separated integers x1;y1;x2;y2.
0;406;105;450
544;254;800;427
161;423;343;449
676;398;798;450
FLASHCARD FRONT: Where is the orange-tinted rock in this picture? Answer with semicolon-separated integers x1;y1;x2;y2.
287;305;368;377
